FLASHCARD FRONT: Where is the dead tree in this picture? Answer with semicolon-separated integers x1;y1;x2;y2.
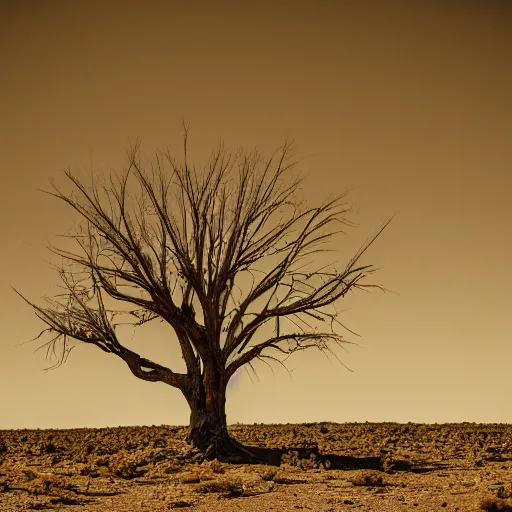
15;130;390;462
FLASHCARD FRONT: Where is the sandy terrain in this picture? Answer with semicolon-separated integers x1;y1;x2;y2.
1;422;511;511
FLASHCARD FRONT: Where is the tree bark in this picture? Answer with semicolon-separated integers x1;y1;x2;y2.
182;360;283;465
184;362;240;460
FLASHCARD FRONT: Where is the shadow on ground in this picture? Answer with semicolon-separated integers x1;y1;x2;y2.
211;444;450;473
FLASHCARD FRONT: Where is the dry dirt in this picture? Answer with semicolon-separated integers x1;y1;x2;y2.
1;422;512;511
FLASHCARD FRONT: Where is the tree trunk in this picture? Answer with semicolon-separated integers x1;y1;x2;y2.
184;363;241;460
182;361;283;465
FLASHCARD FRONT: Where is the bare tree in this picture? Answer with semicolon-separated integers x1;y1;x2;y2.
15;129;390;462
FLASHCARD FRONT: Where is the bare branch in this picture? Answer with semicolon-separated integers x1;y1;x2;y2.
17;132;389;398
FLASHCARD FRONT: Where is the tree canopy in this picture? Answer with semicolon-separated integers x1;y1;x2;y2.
16;130;390;460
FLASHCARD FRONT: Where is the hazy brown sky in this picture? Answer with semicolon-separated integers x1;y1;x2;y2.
1;0;511;429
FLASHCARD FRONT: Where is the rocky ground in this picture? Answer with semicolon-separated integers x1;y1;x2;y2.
1;422;512;511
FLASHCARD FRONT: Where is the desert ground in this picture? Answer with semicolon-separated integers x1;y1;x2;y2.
1;422;512;511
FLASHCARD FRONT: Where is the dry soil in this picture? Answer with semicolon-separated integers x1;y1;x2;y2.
1;422;511;511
